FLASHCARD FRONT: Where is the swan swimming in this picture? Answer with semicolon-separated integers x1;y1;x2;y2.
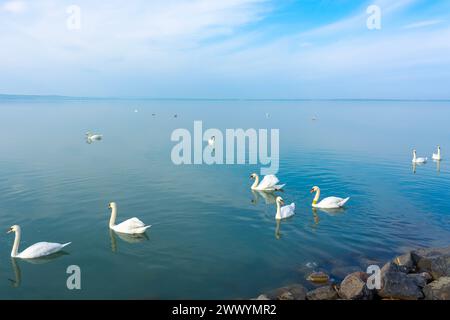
108;202;151;234
250;173;285;191
275;196;295;220
432;146;442;161
208;136;215;147
310;186;349;209
7;225;71;259
86;132;103;143
412;149;427;163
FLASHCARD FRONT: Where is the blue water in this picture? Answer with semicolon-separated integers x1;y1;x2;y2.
0;98;449;299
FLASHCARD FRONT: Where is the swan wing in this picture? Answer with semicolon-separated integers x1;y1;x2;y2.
280;203;295;219
258;175;279;189
18;242;69;259
317;197;349;208
113;218;150;234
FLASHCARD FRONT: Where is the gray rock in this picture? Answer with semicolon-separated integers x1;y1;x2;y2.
307;285;339;300
411;246;450;279
408;273;431;288
423;277;450;300
255;294;270;300
339;272;373;300
378;271;424;300
265;284;307;300
381;261;409;274
393;252;415;272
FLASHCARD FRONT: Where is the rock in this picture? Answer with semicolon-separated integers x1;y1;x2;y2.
411;246;450;279
306;271;330;284
408;273;431;288
265;284;307;300
339;272;373;300
307;285;339;300
255;294;270;300
381;261;409;274
423;277;450;300
378;271;424;300
393;252;415;272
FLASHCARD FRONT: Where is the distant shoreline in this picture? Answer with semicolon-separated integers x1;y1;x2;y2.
1;94;450;102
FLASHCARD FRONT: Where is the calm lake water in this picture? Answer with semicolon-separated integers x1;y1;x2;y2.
0;98;449;299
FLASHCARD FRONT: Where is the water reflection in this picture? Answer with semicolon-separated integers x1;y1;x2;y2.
275;219;281;240
9;258;21;288
109;229;149;253
250;190;277;205
434;160;441;174
9;252;68;288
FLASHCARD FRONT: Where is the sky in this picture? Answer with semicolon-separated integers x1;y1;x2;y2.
0;0;449;99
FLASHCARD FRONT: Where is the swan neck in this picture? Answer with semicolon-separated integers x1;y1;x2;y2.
276;201;281;219
313;189;320;205
11;229;21;257
109;207;117;228
251;175;260;189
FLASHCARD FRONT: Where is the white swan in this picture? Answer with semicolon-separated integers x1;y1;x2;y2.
432;146;442;161
7;225;71;259
208;136;215;147
275;196;295;220
108;202;151;234
412;149;427;163
310;186;349;209
250;173;285;191
86;132;103;142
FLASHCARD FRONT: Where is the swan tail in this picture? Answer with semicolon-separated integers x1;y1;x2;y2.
275;184;285;190
61;242;72;248
135;225;152;233
338;197;350;207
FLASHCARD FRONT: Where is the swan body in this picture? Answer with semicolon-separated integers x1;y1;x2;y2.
412;149;427;163
310;186;349;209
108;202;151;234
250;173;285;191
7;225;71;259
432;146;442;161
275;197;295;220
86;132;103;142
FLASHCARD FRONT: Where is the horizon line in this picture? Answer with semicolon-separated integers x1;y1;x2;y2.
1;93;450;102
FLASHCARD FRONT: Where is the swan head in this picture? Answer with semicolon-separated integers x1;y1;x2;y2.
276;196;285;206
7;225;20;234
211;136;215;141
250;173;257;179
108;202;117;210
310;186;319;193
413;149;417;154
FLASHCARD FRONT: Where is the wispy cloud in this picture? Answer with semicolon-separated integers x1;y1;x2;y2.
1;0;27;13
403;19;443;29
0;0;449;98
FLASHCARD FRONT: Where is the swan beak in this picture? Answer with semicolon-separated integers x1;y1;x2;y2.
280;200;285;205
6;228;12;234
310;188;315;193
108;204;111;209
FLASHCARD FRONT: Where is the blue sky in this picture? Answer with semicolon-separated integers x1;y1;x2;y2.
1;0;449;98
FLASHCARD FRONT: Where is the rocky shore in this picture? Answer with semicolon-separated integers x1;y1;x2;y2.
254;246;450;300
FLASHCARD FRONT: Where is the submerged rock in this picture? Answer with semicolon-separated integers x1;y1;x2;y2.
423;277;450;300
339;272;373;300
306;271;330;284
411;246;450;279
306;285;339;300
